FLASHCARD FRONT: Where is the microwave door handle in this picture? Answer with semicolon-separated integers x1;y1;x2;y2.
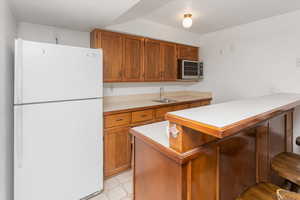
182;61;185;78
198;62;202;77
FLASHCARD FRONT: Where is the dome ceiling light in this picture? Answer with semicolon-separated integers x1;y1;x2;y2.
182;13;193;29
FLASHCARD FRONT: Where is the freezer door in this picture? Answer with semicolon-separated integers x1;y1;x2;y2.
14;99;103;200
14;39;103;104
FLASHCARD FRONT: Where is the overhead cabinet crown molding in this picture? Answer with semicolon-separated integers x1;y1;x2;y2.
91;29;199;83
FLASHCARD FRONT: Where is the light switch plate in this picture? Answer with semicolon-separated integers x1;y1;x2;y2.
296;58;300;68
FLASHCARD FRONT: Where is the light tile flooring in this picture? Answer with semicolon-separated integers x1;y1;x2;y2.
91;170;133;200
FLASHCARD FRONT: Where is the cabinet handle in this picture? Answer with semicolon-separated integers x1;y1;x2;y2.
119;71;122;78
141;114;147;118
116;118;123;122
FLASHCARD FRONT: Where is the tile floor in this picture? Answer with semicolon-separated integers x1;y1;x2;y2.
91;170;133;200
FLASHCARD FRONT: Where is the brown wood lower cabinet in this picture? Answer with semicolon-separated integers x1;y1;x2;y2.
104;127;131;177
103;99;211;178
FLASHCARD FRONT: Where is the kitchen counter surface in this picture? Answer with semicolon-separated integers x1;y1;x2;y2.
103;91;212;114
132;121;170;148
166;93;300;138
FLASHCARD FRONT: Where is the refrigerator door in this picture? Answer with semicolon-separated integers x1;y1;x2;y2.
14;99;103;200
14;39;103;105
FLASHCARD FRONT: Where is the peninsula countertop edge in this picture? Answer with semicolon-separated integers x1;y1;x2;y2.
165;93;300;138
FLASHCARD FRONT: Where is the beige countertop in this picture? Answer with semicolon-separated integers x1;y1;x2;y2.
132;121;170;148
166;93;300;138
103;91;212;113
169;93;300;128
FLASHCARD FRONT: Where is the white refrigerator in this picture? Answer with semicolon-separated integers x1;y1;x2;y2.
14;39;103;200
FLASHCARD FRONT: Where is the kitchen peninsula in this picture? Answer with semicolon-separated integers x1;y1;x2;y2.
130;93;300;200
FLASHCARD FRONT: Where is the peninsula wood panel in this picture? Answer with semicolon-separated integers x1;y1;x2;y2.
134;138;183;200
256;124;270;183
123;35;144;81
219;130;257;200
144;39;162;81
190;146;218;200
131;110;293;200
268;114;287;186
99;31;123;82
104;127;131;177
161;42;177;81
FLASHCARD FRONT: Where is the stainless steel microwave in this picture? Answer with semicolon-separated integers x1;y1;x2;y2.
178;60;203;80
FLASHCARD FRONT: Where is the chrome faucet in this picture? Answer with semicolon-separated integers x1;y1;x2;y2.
160;87;164;100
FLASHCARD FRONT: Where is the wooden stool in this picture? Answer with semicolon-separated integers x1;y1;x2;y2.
296;137;300;146
236;183;280;200
271;152;300;186
237;182;300;200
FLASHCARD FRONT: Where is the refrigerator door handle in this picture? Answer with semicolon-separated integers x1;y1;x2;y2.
15;106;23;168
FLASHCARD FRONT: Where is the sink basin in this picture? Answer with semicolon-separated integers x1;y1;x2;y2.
152;98;177;103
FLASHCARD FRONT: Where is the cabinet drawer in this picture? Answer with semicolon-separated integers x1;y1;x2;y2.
105;113;131;128
190;100;211;108
132;109;154;123
201;100;211;106
155;106;174;120
172;104;189;111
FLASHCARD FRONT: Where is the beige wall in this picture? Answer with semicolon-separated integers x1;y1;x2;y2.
195;10;300;152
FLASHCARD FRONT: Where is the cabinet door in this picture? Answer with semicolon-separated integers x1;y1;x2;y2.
123;35;144;81
104;127;131;177
161;42;177;81
101;31;123;82
144;39;162;81
177;44;199;61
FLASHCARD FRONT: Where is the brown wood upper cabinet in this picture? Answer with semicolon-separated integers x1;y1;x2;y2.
161;42;177;81
144;39;162;81
144;40;178;81
123;35;144;81
91;29;199;82
91;30;144;82
177;44;199;61
91;31;123;82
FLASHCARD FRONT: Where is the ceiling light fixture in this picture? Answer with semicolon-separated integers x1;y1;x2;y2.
182;13;193;29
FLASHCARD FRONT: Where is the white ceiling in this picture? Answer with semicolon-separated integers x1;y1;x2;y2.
143;0;300;34
11;0;140;31
11;0;300;34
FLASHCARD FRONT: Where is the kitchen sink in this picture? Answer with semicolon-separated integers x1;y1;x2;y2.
152;98;177;103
